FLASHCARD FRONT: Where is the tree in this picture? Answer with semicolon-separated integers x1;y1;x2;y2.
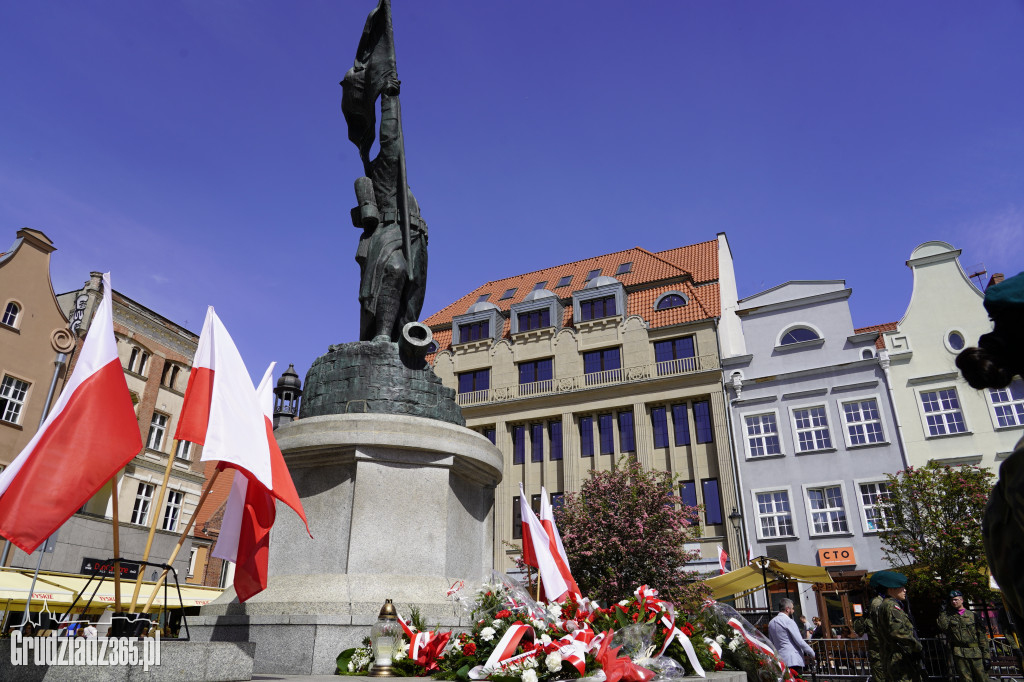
556;457;708;609
879;461;995;605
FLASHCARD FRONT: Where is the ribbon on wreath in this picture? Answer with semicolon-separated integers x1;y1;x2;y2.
656;614;706;677
726;617;785;673
469;623;538;679
555;627;600;674
395;610;453;672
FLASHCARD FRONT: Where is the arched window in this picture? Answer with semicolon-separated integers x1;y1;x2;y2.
655;293;688;310
861;349;875;360
2;302;20;328
779;326;820;345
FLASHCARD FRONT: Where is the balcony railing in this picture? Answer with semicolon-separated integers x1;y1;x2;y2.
455;354;719;407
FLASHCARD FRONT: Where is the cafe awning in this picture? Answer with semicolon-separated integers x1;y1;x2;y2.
0;569;76;604
0;568;222;610
705;556;834;600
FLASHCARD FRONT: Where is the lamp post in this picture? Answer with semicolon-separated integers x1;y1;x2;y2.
754;556;772;613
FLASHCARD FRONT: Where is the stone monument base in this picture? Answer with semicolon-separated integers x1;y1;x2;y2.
191;412;502;675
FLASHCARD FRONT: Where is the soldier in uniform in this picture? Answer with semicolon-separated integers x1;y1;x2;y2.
854;573;889;682
937;589;989;681
870;570;924;682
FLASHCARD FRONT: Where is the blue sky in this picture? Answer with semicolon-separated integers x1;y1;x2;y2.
2;1;1023;382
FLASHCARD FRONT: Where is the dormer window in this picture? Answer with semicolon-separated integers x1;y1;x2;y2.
2;302;20;328
780;327;820;345
518;309;551;332
459;320;489;342
580;296;616;321
655;292;688;310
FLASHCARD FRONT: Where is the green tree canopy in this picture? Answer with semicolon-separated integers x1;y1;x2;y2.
557;458;708;609
879;460;995;604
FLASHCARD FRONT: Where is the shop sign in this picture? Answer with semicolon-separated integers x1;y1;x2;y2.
81;557;140;579
818;546;856;567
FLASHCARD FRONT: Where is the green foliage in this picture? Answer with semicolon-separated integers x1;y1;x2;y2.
879;461;995;604
556;457;708;608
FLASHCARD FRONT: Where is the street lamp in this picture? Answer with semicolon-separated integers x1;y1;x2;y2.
728;507;742;533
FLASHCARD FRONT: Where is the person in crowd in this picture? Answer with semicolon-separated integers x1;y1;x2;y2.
853;573;889;682
937;589;989;681
811;616;826;639
799;615;813;640
956;271;1024;643
768;598;816;676
870;570;923;682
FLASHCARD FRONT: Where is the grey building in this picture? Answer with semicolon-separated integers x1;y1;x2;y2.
723;281;906;630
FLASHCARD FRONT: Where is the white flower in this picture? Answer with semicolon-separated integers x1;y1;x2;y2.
618;600;630;606
348;662;355;672
540;634;552;646
715;635;726;644
521;669;538;682
546;603;562;618
531;619;546;630
480;627;496;642
451;639;463;652
493;619;504;629
728;639;740;652
524;657;538;669
545;652;563;672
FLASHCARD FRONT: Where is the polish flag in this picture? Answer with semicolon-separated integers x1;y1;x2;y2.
0;273;142;553
718;545;728;574
175;308;310;602
539;487;581;599
519;484;569;603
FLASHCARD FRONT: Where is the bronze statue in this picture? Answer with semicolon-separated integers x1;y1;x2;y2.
341;0;427;342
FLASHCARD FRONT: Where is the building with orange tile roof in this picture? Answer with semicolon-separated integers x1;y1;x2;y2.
425;233;745;574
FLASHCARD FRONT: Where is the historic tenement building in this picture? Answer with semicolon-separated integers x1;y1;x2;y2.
425;234;745;574
723;280;907;626
870;241;1023;472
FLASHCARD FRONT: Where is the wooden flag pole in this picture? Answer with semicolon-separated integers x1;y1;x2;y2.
126;439;181;613
140;468;221;613
110;474;123;612
536;573;542;603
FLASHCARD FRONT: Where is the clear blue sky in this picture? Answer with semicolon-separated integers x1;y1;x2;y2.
2;1;1022;383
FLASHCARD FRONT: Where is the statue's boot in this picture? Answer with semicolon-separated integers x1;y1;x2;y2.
374;276;402;342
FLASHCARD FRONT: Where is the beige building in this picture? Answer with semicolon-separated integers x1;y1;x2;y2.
0;228;75;470
876;241;1024;471
425;234;745;573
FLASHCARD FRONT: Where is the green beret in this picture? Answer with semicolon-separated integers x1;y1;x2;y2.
950;590;963;598
984;272;1024;319
870;570;907;589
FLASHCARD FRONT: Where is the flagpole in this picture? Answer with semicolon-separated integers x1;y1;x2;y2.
140;468;221;613
110;474;123;612
536;572;542;603
127;438;182;613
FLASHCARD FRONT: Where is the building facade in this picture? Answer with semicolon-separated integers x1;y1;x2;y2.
723;280;907;627
0;229;75;471
426;234;745;574
875;241;1024;472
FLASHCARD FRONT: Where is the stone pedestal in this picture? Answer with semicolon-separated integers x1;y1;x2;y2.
191;413;502;676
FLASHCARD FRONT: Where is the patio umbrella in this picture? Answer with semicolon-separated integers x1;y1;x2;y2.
705;556;833;605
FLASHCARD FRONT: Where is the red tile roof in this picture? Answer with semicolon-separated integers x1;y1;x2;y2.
424;240;721;357
855;322;898;350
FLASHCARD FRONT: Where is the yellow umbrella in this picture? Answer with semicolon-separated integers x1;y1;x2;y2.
705;556;833;601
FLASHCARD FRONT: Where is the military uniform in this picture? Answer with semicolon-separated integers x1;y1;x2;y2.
937;605;989;681
854;594;888;682
873;595;923;682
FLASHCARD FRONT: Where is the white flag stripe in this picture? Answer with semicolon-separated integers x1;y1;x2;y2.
519;483;569;600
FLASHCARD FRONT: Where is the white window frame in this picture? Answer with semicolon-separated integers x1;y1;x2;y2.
802;481;851;537
131;482;154;525
986;379;1024;430
836;394;889;448
751;486;797;540
175;440;193;461
162;489;183;531
789;402;834;453
187;548;197;578
0;374;30;425
147;412;168;451
916;386;969;438
2;301;21;328
854;478;893;534
741;409;785;459
775;322;825;348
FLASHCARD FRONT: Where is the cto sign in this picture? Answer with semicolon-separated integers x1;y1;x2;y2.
818;546;856;567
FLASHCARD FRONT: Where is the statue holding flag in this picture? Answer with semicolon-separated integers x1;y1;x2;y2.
342;0;428;343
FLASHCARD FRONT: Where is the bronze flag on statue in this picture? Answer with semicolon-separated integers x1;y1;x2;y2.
341;0;396;164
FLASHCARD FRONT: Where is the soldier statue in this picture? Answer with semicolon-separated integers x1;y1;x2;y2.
341;0;427;343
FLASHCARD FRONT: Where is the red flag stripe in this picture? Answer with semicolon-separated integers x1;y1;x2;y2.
174;366;213;444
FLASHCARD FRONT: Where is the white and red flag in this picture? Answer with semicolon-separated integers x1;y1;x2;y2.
0;273;142;553
539;486;581;600
718;545;728;574
519;483;570;603
174;307;309;602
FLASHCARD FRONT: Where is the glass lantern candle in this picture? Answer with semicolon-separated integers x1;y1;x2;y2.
369;599;402;677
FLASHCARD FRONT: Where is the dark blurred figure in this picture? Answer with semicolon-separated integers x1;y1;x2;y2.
956;272;1024;644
